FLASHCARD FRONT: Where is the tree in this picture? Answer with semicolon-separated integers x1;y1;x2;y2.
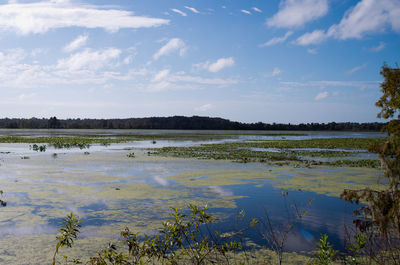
48;116;61;129
341;63;400;264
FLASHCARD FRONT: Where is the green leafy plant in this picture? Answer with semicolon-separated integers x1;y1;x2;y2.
57;205;241;265
311;234;337;265
343;233;366;265
52;213;81;265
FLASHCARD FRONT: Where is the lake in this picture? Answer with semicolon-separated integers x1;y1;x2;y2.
0;129;385;264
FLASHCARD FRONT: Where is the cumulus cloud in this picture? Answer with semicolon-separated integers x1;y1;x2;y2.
184;6;199;14
57;48;121;71
260;31;292;47
295;0;400;45
252;7;262;13
153;38;186;60
241;9;251;15
0;1;169;35
195;103;213;112
171;8;187;16
267;0;328;28
314;91;328;101
327;0;400;40
194;57;235;73
294;30;327;46
63;34;88;52
208;57;235;73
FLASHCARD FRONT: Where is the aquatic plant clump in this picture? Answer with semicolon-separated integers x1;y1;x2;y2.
148;138;383;168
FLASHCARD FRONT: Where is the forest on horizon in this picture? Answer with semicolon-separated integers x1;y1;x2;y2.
0;116;384;131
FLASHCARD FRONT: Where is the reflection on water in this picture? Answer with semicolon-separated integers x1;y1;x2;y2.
210;181;359;252
0;131;385;263
0;224;57;237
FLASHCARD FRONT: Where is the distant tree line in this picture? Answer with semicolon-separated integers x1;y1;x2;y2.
0;116;384;131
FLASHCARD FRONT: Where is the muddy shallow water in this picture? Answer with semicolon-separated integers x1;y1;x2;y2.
0;130;385;264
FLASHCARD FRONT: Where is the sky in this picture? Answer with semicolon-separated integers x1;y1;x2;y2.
0;0;399;123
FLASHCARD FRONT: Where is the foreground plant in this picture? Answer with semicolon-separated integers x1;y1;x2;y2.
341;64;400;264
57;204;240;265
52;212;82;265
311;234;338;265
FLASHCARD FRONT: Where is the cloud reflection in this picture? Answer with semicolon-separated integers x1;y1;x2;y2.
208;186;233;197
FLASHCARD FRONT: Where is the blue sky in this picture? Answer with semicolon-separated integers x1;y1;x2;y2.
0;0;399;123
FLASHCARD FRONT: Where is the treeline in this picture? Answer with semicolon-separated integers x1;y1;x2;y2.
0;116;384;131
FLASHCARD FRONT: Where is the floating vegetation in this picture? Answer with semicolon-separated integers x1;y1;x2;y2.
52;153;58;159
126;152;135;158
149;146;300;163
20;156;30;159
148;138;383;168
51;141;91;149
296;150;358;158
232;137;384;150
330;159;381;168
30;144;47;152
0;132;309;145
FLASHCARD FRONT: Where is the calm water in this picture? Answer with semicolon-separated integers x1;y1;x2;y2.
0;130;385;263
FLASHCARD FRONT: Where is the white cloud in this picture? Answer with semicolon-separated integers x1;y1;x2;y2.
57;48;121;71
153;38;186;60
0;48;149;90
260;31;292;47
281;80;379;89
0;48;26;66
370;42;386;52
171;8;187;17
241;9;251;15
294;0;400;45
144;74;237;92
195;104;213;112
152;69;170;82
271;67;282;77
307;48;318;54
146;81;171;92
267;0;328;28
0;1;169;35
63;34;88;53
314;91;328;101
123;55;133;64
252;7;262;13
295;30;327;45
208;57;235;73
327;0;400;40
170;75;237;85
184;6;199;14
346;63;367;75
18;93;36;100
